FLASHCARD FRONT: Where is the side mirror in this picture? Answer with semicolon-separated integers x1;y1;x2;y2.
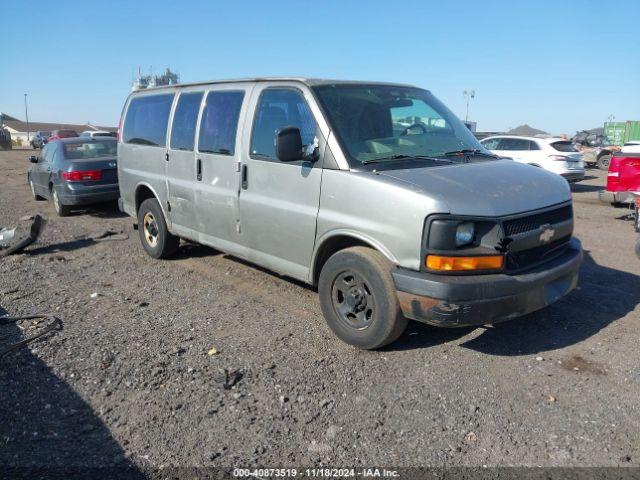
276;126;303;162
29;155;38;163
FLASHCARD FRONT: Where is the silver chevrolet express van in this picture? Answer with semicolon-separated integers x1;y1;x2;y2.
118;78;582;349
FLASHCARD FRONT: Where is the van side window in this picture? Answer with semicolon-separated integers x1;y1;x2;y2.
123;94;174;147
198;91;245;155
250;89;317;160
170;92;203;151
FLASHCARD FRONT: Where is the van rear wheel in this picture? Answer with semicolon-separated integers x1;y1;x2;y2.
318;246;407;349
137;198;179;259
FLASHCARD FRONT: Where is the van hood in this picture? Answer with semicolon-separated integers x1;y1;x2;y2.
377;159;571;217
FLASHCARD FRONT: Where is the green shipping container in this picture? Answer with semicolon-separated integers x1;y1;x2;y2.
624;121;640;144
604;122;626;146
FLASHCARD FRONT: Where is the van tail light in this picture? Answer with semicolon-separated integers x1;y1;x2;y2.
548;155;569;161
62;170;102;181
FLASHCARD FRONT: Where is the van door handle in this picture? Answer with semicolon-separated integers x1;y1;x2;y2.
196;158;202;181
241;164;248;189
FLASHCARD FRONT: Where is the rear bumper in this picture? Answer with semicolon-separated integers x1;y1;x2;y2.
57;184;120;205
598;190;637;205
392;238;582;327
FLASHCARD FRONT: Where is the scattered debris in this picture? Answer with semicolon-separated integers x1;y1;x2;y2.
208;346;219;356
0;314;63;358
0;214;46;256
90;229;129;241
547;394;557;403
536;356;544;361
90;292;99;299
216;368;243;390
465;431;478;443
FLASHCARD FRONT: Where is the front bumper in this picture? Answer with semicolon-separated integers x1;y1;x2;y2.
392;238;582;327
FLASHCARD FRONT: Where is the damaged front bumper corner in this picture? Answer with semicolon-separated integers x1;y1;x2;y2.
392;238;583;327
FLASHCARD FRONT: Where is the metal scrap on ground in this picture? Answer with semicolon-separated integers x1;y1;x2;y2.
0;314;63;358
0;214;46;256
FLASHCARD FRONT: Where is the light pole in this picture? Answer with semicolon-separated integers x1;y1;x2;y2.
607;114;615;123
463;90;475;122
24;93;30;143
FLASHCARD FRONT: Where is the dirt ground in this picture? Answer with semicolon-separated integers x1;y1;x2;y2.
0;148;638;474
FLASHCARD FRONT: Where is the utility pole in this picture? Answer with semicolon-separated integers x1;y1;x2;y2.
24;93;30;142
463;90;475;122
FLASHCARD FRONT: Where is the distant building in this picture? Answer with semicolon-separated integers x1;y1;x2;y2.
463;121;477;132
506;124;548;137
132;68;179;91
0;113;115;146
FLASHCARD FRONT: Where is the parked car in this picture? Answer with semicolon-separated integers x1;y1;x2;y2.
27;138;119;216
48;129;79;142
572;130;620;170
80;130;117;138
30;131;51;149
118;78;582;349
480;135;585;182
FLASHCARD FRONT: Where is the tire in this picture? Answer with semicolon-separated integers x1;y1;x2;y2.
318;246;407;349
597;154;611;171
51;187;71;216
137;198;179;259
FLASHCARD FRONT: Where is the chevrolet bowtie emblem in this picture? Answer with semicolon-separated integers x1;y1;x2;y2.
539;224;555;243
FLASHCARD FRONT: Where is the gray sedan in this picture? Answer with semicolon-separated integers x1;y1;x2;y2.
27;138;119;216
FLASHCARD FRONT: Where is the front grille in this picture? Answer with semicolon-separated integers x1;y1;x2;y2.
506;235;571;272
503;205;573;236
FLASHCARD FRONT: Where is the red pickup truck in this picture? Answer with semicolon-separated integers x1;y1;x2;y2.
606;152;640;258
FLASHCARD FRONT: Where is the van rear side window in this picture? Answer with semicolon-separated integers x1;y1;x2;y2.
198;91;244;155
123;94;174;147
170;92;203;151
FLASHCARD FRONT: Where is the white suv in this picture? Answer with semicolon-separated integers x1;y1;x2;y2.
480;135;585;182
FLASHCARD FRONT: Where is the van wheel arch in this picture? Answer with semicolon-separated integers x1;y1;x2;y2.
135;185;157;212
312;235;391;286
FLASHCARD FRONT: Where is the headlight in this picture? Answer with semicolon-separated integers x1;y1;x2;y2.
455;222;475;246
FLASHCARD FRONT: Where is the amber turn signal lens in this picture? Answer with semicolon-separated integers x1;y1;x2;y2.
426;254;503;271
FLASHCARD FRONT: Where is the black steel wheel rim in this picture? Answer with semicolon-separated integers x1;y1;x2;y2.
331;270;375;330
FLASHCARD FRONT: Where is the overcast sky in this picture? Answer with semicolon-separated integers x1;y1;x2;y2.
2;0;639;134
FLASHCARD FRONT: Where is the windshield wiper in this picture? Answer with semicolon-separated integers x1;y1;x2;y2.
362;155;453;165
441;149;497;158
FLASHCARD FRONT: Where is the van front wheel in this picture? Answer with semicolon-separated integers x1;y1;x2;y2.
318;246;407;349
137;198;179;259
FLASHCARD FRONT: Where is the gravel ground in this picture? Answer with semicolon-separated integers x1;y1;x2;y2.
0;149;638;474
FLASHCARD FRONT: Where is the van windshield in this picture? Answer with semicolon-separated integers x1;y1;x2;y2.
313;84;492;166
